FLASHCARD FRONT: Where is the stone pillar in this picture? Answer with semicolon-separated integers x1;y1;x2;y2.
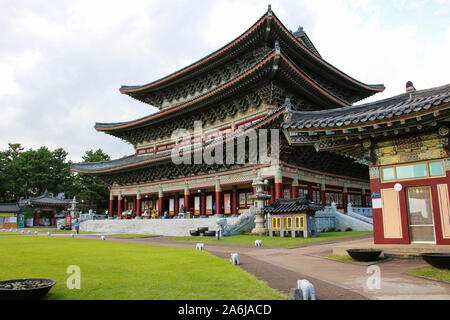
109;192;114;218
158;188;164;216
117;193;122;218
200;190;206;216
184;186;190;213
232;186;238;215
275;170;283;200
215;180;223;215
292;174;299;199
174;193;179;216
136;190;142;217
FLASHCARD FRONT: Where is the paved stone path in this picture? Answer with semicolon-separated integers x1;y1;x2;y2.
65;233;450;300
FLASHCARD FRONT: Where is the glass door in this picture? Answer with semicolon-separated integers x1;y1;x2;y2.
406;186;436;243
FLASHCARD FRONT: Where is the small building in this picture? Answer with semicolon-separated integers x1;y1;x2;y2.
264;198;324;238
0;203;21;229
19;190;71;227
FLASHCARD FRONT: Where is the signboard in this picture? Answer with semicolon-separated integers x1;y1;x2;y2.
65;214;72;227
372;198;382;209
18;215;24;228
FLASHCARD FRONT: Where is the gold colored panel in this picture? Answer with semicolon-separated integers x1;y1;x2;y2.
381;188;403;239
437;184;450;239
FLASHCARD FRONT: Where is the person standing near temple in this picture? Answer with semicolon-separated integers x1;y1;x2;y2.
74;219;80;234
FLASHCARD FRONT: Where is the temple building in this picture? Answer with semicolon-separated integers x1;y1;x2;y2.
72;6;450;245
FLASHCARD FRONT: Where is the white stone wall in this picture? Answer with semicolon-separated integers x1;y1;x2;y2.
79;217;239;236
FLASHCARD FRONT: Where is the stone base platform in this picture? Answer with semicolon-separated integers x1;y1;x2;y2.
333;240;450;260
79;217;238;237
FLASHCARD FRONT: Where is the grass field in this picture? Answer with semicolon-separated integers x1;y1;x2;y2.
166;231;372;247
408;267;450;283
0;235;285;300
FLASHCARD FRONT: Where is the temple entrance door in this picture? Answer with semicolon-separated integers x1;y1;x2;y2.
406;186;436;243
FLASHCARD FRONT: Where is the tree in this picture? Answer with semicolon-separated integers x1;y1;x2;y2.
0;144;74;202
75;149;111;211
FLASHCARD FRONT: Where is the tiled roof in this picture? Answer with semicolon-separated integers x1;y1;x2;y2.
71;104;286;174
264;197;324;213
0;203;21;213
283;84;450;130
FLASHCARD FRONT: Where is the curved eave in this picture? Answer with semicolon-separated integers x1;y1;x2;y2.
119;8;384;107
278;53;350;108
119;11;269;97
271;13;385;95
96;50;350;134
283;84;450;131
96;50;277;132
72;105;286;175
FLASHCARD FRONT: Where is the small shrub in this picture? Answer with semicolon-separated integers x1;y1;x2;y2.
345;227;353;232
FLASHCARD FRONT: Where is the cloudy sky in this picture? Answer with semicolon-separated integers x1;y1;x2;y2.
1;0;449;163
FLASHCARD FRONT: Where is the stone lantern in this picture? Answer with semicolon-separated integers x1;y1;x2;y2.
249;171;271;235
68;196;79;219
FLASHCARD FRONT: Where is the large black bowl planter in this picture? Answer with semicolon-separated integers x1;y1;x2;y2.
0;278;56;300
189;230;200;236
204;230;216;237
421;253;450;270
197;227;209;233
347;249;383;262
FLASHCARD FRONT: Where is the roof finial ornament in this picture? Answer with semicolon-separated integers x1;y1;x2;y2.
406;81;416;93
268;4;272;13
283;97;292;124
297;25;304;33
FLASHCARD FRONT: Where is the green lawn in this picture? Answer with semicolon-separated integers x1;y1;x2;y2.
0;235;285;300
166;231;372;247
408;267;450;283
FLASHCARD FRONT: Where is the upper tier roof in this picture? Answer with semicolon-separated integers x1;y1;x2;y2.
119;5;384;109
97;45;370;135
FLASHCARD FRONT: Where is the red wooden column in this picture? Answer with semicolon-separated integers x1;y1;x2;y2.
117;193;122;218
200;190;206;216
270;183;275;204
275;170;283;200
158;189;164;216
321;180;327;207
361;186;367;207
36;209;40;226
109;192;114;218
231;186;238;215
136;190;142;217
174;193;179;216
291;174;299;198
343;184;348;211
215;180;223;215
307;184;313;201
52;211;56;226
184;186;190;213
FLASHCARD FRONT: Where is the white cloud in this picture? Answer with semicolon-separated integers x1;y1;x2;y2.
0;0;448;162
